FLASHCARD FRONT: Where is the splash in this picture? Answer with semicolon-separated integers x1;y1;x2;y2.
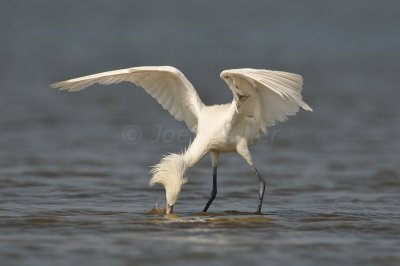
144;202;166;215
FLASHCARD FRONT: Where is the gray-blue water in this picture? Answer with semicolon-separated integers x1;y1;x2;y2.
1;1;399;265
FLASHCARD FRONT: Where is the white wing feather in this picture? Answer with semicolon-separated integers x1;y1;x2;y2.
51;66;204;132
220;68;312;134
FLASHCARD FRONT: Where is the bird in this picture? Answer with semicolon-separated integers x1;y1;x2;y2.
51;66;312;215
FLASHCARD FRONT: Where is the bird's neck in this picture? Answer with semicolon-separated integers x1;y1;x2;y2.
183;136;209;169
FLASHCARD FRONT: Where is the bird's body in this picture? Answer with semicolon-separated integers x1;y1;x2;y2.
51;66;312;214
191;103;258;156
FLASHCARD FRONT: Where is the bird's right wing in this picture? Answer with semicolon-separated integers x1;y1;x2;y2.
221;68;312;134
51;66;204;133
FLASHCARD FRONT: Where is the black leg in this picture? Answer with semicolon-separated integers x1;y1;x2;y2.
203;165;217;212
252;166;266;215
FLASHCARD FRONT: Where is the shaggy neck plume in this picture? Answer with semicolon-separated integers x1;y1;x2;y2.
149;137;209;203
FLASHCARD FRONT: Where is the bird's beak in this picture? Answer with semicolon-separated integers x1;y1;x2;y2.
166;204;174;214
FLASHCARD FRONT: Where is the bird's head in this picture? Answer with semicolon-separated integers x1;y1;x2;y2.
150;153;187;214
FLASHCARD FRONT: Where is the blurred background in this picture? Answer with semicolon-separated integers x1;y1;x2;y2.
1;1;399;266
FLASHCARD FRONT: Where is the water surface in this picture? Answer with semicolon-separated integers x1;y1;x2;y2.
1;1;399;265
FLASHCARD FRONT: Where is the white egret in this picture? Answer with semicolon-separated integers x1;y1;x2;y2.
51;66;312;214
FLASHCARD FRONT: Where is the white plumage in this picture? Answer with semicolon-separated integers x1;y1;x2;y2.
51;66;312;214
52;66;203;132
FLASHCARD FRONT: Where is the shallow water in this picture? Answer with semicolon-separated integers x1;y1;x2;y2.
1;1;400;265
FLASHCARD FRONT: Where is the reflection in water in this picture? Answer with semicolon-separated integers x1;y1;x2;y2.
145;208;274;224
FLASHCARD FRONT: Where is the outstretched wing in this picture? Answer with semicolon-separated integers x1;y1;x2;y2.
51;66;204;132
220;68;312;134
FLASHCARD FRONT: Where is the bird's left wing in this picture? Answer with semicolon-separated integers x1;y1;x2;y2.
220;68;313;134
51;66;204;133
